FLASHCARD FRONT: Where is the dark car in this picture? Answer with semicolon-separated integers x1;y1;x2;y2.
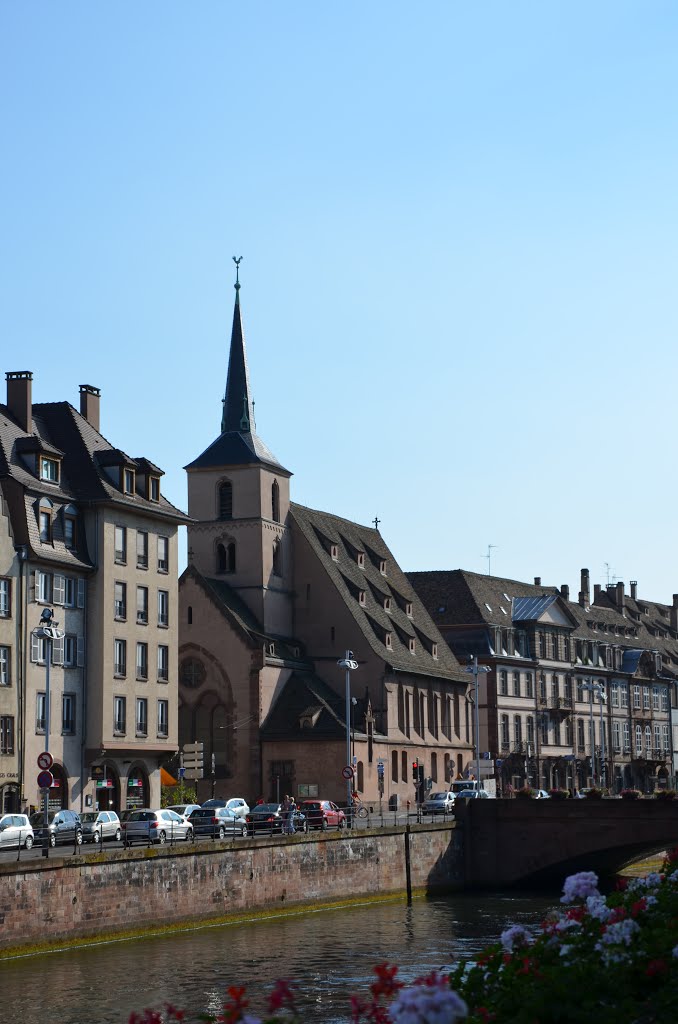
189;806;248;839
245;802;308;836
30;809;83;848
300;799;346;831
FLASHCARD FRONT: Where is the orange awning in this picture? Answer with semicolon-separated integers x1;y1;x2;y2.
161;767;178;786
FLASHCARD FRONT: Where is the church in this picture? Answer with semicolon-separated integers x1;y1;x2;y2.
178;270;471;809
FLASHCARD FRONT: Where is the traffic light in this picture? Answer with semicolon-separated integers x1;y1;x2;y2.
412;760;419;782
417;765;424;786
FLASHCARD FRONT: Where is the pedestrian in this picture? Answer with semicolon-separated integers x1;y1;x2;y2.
282;794;291;833
287;796;297;835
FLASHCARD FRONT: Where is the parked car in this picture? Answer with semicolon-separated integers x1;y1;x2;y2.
168;803;202;819
121;808;194;845
534;790;551;800
79;810;122;843
0;813;34;849
454;789;491;799
422;792;456;815
188;806;248;839
202;797;250;820
29;809;83;847
245;802;308;836
300;799;346;830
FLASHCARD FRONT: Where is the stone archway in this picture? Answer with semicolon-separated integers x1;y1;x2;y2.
124;763;149;810
95;762;120;813
49;762;68;811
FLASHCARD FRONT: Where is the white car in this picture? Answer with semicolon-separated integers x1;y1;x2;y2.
225;798;249;820
0;813;34;849
455;789;491;799
534;789;551;799
422;792;456;815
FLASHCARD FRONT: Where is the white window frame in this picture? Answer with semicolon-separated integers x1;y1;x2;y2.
157;645;169;682
157;536;169;573
114;638;126;678
36;571;51;603
157;699;169;737
0;578;10;617
0;646;9;686
40;456;60;482
157;590;169;627
62;693;76;734
135;697;148;736
136;642;148;681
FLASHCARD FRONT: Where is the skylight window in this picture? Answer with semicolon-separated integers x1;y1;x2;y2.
485;602;492;612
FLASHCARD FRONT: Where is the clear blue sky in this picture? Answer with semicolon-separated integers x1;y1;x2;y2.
2;3;678;601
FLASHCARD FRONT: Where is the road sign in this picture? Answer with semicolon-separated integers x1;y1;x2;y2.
341;765;354;780
178;766;186;779
477;762;495;776
37;751;53;771
183;769;203;780
183;742;204;753
37;769;54;789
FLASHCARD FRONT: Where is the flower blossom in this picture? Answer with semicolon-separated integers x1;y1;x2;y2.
561;871;600;904
595;918;640;950
389;978;468;1024
585;895;612;923
500;925;532;952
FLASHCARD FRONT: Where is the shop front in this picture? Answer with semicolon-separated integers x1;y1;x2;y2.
125;766;149;810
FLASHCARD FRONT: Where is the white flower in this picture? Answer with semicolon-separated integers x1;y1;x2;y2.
595;919;640;950
500;924;532;952
585;895;612;923
555;916;582;933
561;871;600;904
390;983;468;1024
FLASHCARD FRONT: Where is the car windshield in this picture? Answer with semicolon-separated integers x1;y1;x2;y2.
79;813;99;822
128;811;155;821
30;812;55;825
190;809;212;818
253;804;279;813
429;793;449;800
303;802;321;810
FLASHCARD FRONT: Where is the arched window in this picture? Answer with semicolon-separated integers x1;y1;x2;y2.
218;482;233;520
227;542;236;573
217;542;236;574
271;480;280;523
217;544;227;573
272;539;282;576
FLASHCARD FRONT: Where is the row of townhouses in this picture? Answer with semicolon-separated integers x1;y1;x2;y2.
1;280;677;815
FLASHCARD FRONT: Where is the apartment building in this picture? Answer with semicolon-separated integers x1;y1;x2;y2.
0;372;188;814
409;568;675;795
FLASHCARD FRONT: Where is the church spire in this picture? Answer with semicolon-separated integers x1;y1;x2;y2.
221;257;254;434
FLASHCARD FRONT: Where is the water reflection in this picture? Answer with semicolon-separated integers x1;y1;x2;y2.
0;892;556;1024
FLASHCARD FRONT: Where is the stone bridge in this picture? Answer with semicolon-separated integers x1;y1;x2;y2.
454;799;678;887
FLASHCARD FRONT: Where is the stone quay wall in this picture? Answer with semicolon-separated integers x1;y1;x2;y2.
0;823;461;955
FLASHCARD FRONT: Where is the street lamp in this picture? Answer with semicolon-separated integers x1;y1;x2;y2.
33;608;65;858
337;651;358;821
582;681;606;787
464;656;491;790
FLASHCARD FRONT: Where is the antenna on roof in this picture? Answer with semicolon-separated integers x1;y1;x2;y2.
485;544;497;576
603;562;619;587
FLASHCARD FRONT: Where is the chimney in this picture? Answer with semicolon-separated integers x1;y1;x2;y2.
561;584;569;602
6;371;33;433
79;385;101;431
672;595;678;636
534;576;541;586
579;568;590;608
594;583;601;602
630;581;638;600
616;581;625;615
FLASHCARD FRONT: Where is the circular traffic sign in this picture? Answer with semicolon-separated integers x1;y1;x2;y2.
37;769;54;789
37;751;53;771
341;765;354;780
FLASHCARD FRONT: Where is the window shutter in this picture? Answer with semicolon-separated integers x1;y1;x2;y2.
53;575;65;605
76;636;85;668
52;636;64;666
31;633;40;663
77;578;86;609
29;570;37;603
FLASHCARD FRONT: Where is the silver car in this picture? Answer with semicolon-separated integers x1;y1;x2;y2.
0;813;34;850
422;791;456;815
121;808;194;845
79;810;122;843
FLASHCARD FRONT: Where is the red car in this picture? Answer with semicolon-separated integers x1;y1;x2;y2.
301;799;346;831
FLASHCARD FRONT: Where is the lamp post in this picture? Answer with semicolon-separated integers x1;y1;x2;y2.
33;608;65;858
464;656;491;790
337;651;358;822
582;681;606;787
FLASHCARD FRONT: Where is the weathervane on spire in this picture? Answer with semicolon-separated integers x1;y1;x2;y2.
233;255;243;290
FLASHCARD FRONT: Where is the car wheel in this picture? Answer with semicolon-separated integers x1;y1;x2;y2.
186;828;194;842
240;824;247;837
93;831;100;844
49;833;56;848
157;831;166;845
338;817;346;829
75;830;83;846
24;834;33;850
321;818;328;831
115;828;121;841
302;820;309;834
218;826;225;840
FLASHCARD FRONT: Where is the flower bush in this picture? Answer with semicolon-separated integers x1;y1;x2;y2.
620;788;642;800
654;789;676;801
547;788;569;800
514;787;535;799
130;849;678;1024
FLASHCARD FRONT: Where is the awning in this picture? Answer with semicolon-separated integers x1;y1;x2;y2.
161;767;178;786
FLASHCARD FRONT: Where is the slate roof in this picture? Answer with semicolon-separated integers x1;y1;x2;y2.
0;395;189;566
291;504;466;683
408;568;678;679
260;670;359;739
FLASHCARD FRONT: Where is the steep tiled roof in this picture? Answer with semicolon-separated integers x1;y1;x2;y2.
260;671;354;739
291;504;466;683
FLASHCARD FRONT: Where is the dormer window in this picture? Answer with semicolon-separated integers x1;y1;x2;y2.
359;590;366;606
409;638;416;654
406;602;413;618
432;643;438;659
123;469;135;495
379;560;387;575
63;504;78;549
385;632;392;650
357;552;365;568
40;456;60;483
150;477;160;502
331;544;339;561
38;498;53;543
384;597;391;612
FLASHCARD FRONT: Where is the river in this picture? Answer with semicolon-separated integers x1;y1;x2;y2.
0;890;557;1023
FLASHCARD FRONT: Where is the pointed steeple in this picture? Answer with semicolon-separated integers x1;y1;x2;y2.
221;257;254;434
